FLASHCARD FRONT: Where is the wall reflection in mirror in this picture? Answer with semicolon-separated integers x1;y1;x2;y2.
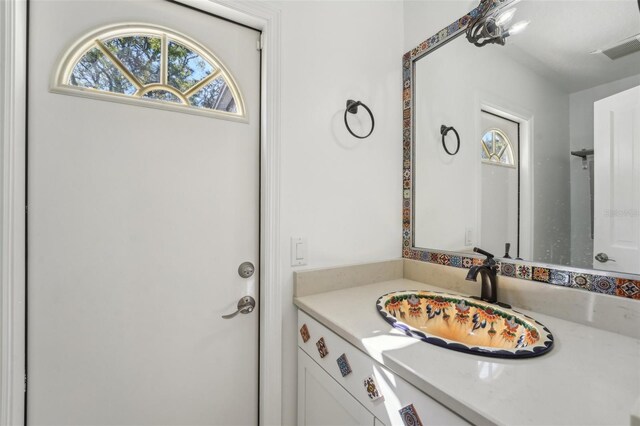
413;0;640;275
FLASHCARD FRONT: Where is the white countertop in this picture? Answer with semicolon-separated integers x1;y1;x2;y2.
294;278;640;426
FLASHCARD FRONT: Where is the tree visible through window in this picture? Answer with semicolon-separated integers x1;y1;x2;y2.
58;25;244;117
481;129;515;166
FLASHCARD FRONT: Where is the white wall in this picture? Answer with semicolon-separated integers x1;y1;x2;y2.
406;1;571;265
403;0;476;52
569;74;640;268
271;2;404;424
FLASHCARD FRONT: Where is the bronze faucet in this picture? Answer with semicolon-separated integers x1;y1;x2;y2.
465;247;509;308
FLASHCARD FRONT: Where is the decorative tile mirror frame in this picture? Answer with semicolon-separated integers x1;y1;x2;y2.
401;0;640;301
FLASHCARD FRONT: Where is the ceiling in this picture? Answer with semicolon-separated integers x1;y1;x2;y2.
501;0;640;93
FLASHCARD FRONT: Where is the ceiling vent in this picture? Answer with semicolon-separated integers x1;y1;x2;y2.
597;34;640;60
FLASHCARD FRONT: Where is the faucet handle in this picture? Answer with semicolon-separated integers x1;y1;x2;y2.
503;243;512;259
473;247;495;260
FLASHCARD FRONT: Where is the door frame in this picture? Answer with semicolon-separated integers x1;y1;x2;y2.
0;0;283;424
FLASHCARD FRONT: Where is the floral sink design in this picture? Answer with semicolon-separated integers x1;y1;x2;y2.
376;291;554;358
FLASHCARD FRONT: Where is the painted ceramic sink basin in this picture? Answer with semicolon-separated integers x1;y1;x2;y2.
376;291;553;358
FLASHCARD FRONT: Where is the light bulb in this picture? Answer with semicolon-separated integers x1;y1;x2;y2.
506;20;530;36
495;8;516;26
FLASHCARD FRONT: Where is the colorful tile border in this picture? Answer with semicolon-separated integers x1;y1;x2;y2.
403;250;640;301
400;0;640;302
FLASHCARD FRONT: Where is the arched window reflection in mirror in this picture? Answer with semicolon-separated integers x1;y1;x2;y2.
481;129;515;166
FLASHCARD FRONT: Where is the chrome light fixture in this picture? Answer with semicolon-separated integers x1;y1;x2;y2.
466;0;529;47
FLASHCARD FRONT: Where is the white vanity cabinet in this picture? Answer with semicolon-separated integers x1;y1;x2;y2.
297;310;469;426
298;348;376;425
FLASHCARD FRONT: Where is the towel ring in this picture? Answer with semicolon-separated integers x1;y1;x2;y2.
441;125;460;156
344;100;375;139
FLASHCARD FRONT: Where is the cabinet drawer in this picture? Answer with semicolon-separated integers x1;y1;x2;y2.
298;310;469;426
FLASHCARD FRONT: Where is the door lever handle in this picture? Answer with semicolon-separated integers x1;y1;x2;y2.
595;253;615;263
595;253;616;263
222;296;256;319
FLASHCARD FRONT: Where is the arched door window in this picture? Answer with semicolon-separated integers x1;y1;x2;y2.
53;24;245;120
480;128;515;166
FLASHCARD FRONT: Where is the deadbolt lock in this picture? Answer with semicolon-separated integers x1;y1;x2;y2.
238;261;255;278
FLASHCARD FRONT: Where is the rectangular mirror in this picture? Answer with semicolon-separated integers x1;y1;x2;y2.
403;0;640;296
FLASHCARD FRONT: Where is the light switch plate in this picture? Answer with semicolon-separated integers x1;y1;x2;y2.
291;237;307;266
465;227;473;246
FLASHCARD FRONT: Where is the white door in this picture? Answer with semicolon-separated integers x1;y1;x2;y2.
594;85;640;274
479;111;519;258
28;1;261;424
